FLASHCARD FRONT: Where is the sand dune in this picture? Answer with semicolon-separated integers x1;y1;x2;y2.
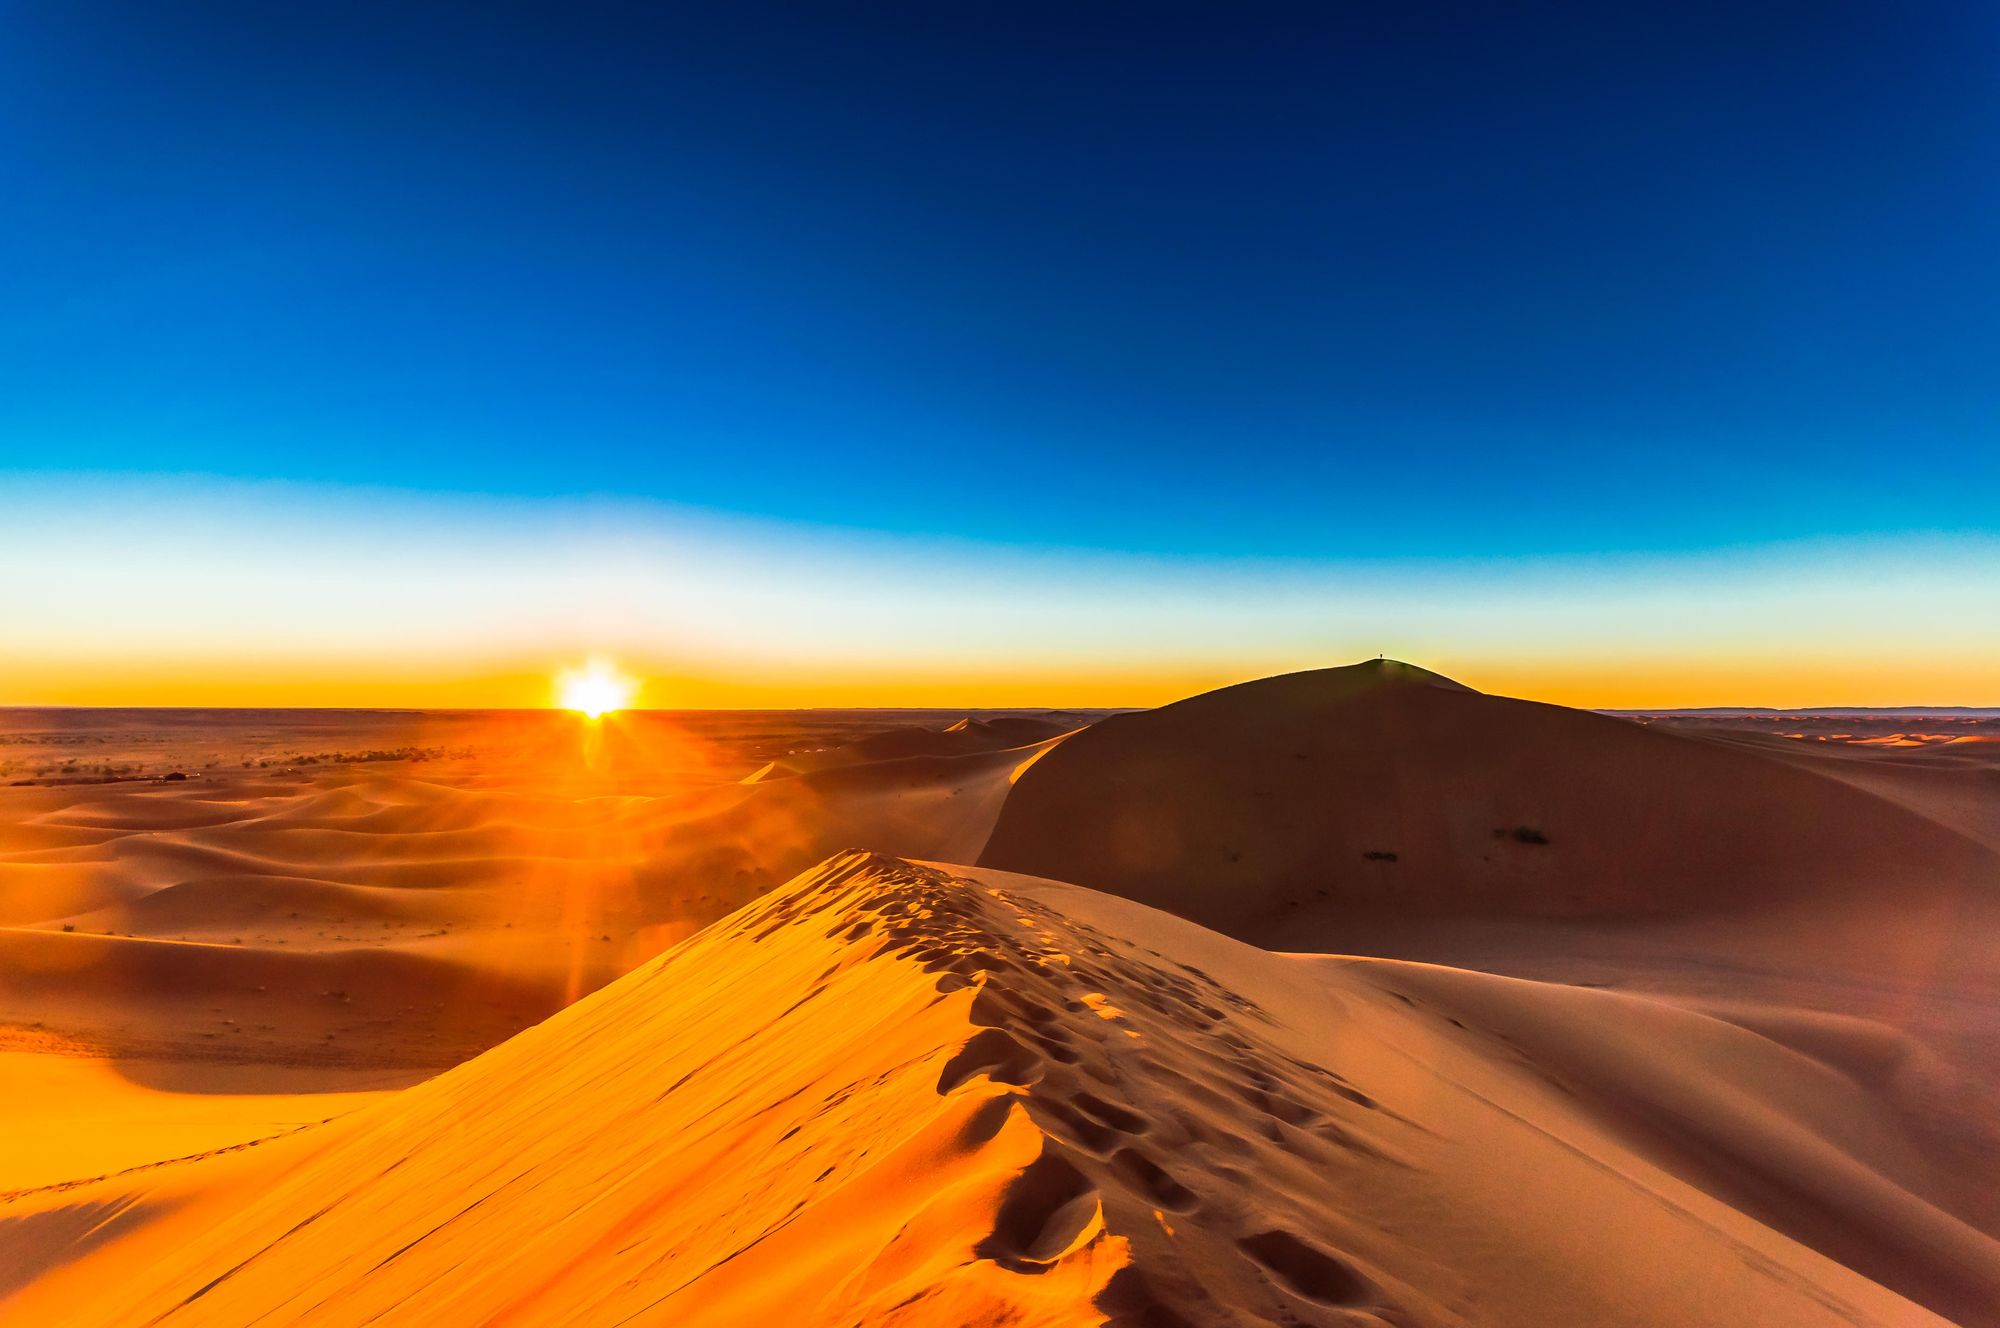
2;854;1971;1326
983;658;1998;926
1683;726;2000;854
1323;954;2000;1322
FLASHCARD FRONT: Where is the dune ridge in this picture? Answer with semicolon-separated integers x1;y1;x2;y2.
4;854;1979;1327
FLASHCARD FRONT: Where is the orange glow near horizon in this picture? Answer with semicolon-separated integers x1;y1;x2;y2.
3;649;1998;711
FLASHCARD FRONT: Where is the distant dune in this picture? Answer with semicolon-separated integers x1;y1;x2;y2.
981;658;1999;927
742;714;1075;782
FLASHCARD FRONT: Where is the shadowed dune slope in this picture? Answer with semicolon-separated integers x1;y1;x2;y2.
981;659;1999;929
4;855;1978;1327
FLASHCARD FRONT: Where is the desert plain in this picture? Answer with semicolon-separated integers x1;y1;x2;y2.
3;660;1998;1326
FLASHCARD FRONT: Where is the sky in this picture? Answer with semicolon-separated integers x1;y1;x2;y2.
3;2;1997;707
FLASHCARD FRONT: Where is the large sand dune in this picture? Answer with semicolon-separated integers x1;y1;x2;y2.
6;854;1982;1327
982;659;1998;925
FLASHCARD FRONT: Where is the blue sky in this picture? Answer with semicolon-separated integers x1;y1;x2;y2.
3;3;1997;703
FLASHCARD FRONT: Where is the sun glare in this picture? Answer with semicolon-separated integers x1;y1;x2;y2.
556;660;636;718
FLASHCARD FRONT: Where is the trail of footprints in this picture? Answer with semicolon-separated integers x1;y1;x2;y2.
743;854;1407;1327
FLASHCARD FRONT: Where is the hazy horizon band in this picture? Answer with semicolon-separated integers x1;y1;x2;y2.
5;473;1995;709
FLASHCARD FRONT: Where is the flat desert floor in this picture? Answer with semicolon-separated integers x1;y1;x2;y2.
3;663;1998;1326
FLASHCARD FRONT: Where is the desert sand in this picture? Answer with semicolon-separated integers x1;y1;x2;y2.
3;663;1997;1325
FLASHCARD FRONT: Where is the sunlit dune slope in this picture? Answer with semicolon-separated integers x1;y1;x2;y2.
982;658;1999;928
4;854;1974;1327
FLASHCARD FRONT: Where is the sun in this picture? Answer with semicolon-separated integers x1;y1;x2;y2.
556;659;637;719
